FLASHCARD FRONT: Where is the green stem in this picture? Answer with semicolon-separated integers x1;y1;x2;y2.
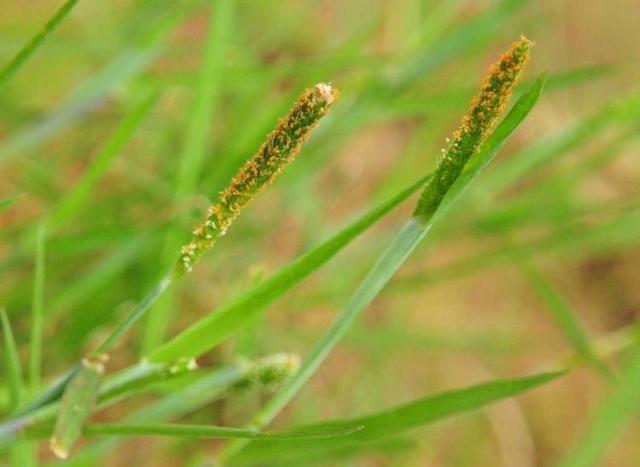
6;275;173;425
29;224;46;391
219;218;428;462
219;71;546;465
85;423;359;440
0;0;79;87
94;276;173;355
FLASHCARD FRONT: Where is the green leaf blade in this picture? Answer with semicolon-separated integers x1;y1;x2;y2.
148;175;430;363
230;371;564;465
50;356;106;459
47;91;159;230
0;0;79;88
558;348;640;467
29;224;46;391
1;308;25;411
219;70;548;464
82;422;362;441
142;0;234;352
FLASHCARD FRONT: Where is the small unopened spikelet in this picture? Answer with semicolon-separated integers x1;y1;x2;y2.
414;36;532;220
233;352;301;392
174;83;338;277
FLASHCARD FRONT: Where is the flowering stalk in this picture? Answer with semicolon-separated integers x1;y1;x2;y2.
174;83;338;277
0;83;338;450
414;36;532;221
97;83;337;351
218;36;535;464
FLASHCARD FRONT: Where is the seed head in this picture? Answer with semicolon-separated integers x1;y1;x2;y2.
173;83;338;277
414;36;532;221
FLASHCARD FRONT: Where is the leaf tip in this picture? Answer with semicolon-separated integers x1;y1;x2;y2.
49;436;69;459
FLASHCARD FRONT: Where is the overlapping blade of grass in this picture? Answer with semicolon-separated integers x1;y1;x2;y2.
2;83;339;436
387;0;527;89
59;367;247;465
297;0;528;174
558;346;640;467
0;195;22;211
150;71;545;366
46;90;158;230
1;308;24;411
147;174;430;363
392;204;640;292
29;225;46;391
512;252;611;377
0;308;37;466
255;437;415;467
229;371;563;466
369;65;617;125
469;92;640;202
77;422;361;440
0;0;79;88
0;0;200;166
49;356;106;459
142;0;233;353
1;354;298;459
222;75;546;459
49;233;156;319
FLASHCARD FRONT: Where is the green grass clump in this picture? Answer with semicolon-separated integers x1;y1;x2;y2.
2;1;640;465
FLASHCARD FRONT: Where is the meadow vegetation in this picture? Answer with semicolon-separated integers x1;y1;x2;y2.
1;1;639;466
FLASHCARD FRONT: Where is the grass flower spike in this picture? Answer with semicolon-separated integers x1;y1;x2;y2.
414;35;532;221
233;352;301;392
175;83;338;277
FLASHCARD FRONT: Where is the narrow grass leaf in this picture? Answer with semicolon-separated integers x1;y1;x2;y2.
259;72;545;426
29;224;46;390
219;39;538;461
47;91;159;229
96;83;337;356
1;308;24;411
0;0;79;87
148;175;430;363
80;422;362;440
394;205;640;292
558;347;640;467
6;83;338;429
0;353;303;458
471;92;640;200
304;373;563;438
0;195;22;211
0;0;199;166
230;371;564;465
143;0;233;352
50;355;107;459
513;253;610;376
50;233;155;314
151;46;543;369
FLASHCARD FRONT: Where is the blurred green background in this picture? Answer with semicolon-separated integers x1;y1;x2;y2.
1;0;640;465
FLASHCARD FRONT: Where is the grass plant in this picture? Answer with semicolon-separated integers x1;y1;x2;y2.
2;2;640;465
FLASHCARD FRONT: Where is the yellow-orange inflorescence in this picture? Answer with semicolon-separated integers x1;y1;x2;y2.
414;36;532;221
174;83;338;277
